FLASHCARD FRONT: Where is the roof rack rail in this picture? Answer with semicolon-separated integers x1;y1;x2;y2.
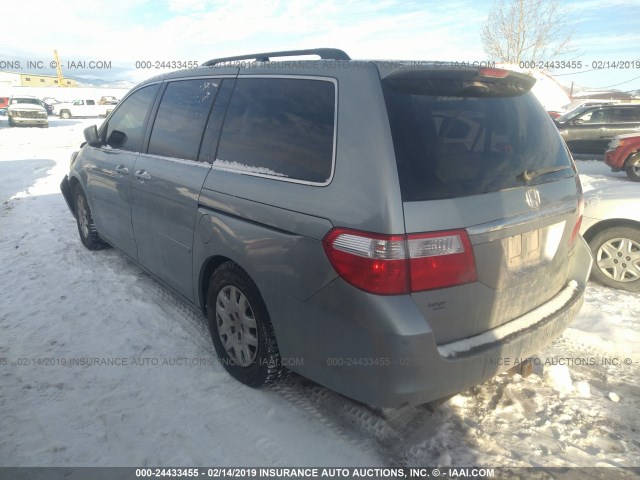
202;48;350;66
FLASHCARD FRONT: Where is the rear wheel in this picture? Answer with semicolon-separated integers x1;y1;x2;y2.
73;185;109;250
588;226;640;292
625;154;640;182
206;262;284;387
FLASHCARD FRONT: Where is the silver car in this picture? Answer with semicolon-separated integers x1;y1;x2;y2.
60;49;592;407
581;186;640;292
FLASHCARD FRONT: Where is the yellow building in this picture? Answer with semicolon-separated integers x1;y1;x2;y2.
0;71;78;87
19;73;77;87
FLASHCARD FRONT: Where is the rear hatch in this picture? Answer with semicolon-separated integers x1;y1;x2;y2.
381;66;582;345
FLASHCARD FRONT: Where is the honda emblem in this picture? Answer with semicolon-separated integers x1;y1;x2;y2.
525;188;541;209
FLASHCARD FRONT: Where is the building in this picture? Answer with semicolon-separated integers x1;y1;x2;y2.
0;71;77;87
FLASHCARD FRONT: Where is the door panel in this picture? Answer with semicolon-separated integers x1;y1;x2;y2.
130;78;230;301
83;83;161;258
84;147;138;258
131;157;211;299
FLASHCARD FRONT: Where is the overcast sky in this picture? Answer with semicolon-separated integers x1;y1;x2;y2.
2;0;640;90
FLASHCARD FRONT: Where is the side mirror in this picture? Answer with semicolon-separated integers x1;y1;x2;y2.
83;125;101;147
107;130;127;149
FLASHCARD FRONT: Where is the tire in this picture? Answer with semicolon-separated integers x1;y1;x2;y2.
206;262;284;387
60;110;71;119
73;185;109;250
8;118;14;127
625;154;640;182
588;226;640;292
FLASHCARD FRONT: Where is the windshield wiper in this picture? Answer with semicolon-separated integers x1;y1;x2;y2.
517;166;571;182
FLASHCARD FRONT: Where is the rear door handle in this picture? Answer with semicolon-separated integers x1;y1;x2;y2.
115;165;129;175
135;170;151;181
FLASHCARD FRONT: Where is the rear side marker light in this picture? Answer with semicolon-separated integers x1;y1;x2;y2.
323;228;477;295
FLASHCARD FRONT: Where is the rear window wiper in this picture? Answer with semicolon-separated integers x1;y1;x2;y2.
517;166;571;182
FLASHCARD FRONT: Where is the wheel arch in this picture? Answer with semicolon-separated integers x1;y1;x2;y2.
624;151;640;167
67;175;82;216
198;255;247;313
582;218;640;243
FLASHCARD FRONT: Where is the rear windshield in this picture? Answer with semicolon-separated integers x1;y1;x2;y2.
383;81;573;201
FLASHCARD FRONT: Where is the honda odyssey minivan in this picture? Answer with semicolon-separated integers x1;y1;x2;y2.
61;49;592;408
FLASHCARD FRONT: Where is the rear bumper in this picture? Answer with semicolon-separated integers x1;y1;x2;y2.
264;236;593;408
60;175;75;216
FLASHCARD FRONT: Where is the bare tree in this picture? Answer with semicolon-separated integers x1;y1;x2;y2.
481;0;573;64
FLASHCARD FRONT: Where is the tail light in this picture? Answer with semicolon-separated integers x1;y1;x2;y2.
322;228;477;295
569;195;584;245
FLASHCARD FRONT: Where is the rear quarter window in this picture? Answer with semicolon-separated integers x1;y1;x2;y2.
213;77;336;184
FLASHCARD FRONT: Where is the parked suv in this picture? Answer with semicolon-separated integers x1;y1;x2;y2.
7;96;49;127
605;133;640;181
554;104;640;154
60;49;592;408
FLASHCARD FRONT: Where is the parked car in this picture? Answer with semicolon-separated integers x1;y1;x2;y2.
605;133;640;182
98;96;119;105
554;104;640;154
53;99;113;118
60;49;592;408
560;99;618;117
0;96;9;110
581;187;640;292
7;96;48;128
38;99;54;116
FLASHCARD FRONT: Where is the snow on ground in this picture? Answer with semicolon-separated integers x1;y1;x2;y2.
1;118;639;469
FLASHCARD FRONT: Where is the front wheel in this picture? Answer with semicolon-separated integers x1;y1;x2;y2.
625;154;640;182
73;185;109;250
206;262;284;387
60;110;71;119
588;226;640;292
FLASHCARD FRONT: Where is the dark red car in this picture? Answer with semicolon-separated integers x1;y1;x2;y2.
605;133;640;182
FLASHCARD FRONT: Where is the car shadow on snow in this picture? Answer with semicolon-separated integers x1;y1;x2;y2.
0;118;86;130
47;119;87;128
0;159;56;202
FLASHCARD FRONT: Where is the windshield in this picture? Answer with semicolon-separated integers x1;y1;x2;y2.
556;106;592;123
11;98;41;106
383;83;573;201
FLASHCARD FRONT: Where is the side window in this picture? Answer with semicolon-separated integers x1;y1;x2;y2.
105;84;160;152
608;108;640;123
73;100;83;106
87;100;95;106
579;109;606;123
214;78;336;184
148;79;218;161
